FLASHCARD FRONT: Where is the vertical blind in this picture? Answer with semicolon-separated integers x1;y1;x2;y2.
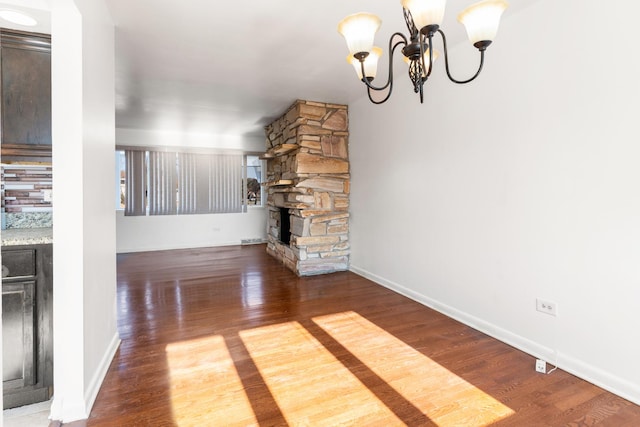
125;150;244;216
125;150;146;216
148;151;177;215
177;152;197;215
210;154;243;213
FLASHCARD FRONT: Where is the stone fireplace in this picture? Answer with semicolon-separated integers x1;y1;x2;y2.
264;100;349;276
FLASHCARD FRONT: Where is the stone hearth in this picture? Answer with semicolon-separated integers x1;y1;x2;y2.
264;100;349;276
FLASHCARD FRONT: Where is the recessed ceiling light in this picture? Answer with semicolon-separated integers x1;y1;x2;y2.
0;10;38;27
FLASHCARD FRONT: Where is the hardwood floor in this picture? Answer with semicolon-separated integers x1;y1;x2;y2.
74;244;639;426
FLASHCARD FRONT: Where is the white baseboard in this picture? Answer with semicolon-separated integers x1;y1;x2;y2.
84;332;121;416
350;264;640;406
116;240;241;254
556;352;640;406
49;333;120;424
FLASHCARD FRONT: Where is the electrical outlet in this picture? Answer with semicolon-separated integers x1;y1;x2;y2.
535;359;547;373
536;298;557;316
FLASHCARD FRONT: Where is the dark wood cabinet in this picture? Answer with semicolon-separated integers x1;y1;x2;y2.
2;244;53;409
3;281;35;388
0;29;51;162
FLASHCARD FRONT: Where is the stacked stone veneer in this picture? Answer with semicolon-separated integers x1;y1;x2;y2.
264;100;349;276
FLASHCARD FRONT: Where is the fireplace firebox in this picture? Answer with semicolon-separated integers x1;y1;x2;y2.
279;207;291;246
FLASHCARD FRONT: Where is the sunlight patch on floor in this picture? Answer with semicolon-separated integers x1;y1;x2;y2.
313;311;515;427
240;321;404;426
165;335;258;427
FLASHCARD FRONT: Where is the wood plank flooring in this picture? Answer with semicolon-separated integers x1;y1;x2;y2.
69;244;640;426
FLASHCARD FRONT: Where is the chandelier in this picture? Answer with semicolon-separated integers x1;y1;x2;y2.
338;0;509;104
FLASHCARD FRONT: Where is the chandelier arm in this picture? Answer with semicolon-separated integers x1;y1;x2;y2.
419;32;435;82
438;29;485;85
359;32;408;93
426;34;436;78
366;86;391;104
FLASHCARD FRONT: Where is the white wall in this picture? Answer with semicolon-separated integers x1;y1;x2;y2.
50;0;119;422
116;208;267;253
349;0;640;405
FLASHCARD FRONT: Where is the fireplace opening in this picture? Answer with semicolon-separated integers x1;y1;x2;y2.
279;207;291;246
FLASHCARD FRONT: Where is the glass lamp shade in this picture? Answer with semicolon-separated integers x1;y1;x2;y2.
338;13;382;57
458;0;509;45
400;0;447;31
347;47;382;80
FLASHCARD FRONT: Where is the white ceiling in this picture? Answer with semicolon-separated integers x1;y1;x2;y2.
0;1;527;144
106;0;409;140
107;0;525;142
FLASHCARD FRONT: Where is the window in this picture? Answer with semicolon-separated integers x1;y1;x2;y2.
245;155;263;206
116;150;126;210
116;149;262;215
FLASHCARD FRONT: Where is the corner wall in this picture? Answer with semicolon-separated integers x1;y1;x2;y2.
50;0;119;421
349;0;640;405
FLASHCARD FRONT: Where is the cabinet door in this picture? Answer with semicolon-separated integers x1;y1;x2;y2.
2;281;35;390
2;249;36;278
1;46;51;146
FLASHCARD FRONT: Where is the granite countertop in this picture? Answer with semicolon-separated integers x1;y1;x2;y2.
2;227;53;246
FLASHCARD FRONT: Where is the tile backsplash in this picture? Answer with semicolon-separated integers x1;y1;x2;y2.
1;163;53;229
4;212;53;229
